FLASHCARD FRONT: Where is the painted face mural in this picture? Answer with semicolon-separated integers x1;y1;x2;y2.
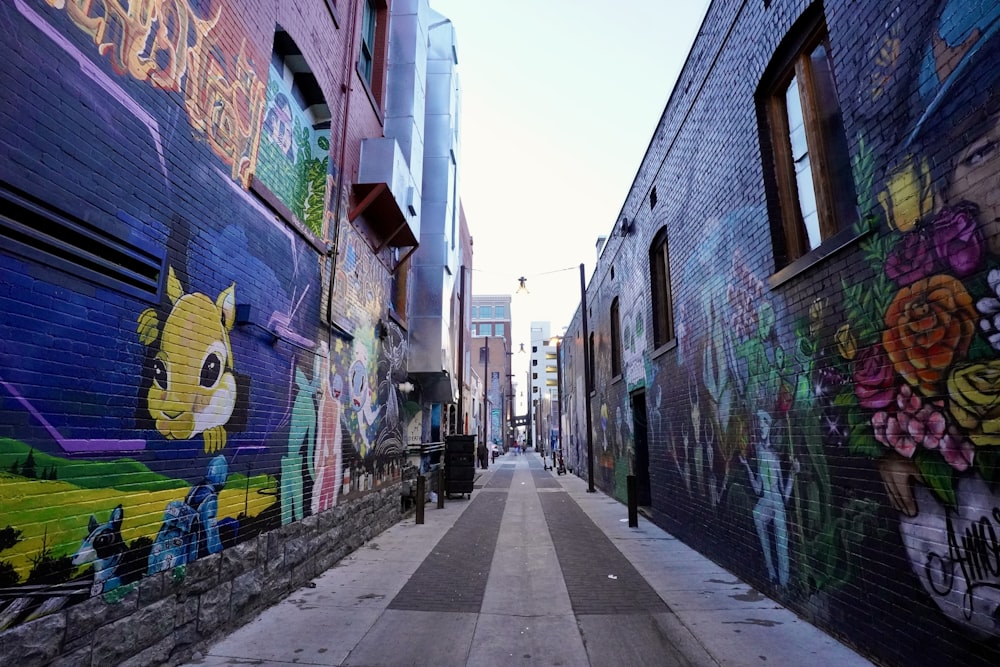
835;0;1000;638
137;266;239;453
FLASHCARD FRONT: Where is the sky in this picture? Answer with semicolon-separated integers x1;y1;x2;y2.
427;0;712;406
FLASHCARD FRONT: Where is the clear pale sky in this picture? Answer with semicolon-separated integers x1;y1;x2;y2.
428;0;711;408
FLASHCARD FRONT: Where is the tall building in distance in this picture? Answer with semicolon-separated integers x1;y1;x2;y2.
470;295;512;347
529;321;559;452
471;295;512;447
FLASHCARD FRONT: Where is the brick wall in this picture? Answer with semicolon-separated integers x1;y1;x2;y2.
0;1;411;663
562;0;1000;664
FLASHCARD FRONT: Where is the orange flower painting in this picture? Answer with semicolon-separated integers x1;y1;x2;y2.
882;275;976;396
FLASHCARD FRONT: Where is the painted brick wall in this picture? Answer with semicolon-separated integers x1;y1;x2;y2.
562;0;1000;664
0;1;413;663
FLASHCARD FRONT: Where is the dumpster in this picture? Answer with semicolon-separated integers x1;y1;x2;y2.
444;435;476;498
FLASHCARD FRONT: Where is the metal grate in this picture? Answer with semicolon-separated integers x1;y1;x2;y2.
0;183;164;301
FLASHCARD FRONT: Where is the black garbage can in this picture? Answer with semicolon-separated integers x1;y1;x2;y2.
444;435;476;499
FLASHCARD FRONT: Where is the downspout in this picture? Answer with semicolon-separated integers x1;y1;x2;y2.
326;0;361;328
457;264;466;433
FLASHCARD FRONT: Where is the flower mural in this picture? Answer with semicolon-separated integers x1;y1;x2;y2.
881;273;977;396
841;200;1000;506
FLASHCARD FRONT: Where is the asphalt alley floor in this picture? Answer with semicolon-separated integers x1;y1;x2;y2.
184;451;875;667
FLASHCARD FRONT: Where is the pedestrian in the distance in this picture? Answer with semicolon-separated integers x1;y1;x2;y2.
477;441;488;469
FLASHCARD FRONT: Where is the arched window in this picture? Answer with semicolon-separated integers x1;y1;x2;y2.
756;5;856;270
610;297;622;377
649;226;675;349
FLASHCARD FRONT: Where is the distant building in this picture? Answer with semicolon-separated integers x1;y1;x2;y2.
471;295;513;446
529;322;559;451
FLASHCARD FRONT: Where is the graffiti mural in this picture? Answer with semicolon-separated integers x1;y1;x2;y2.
257;61;331;236
0;0;404;637
43;0;268;185
826;0;1000;640
136;266;245;454
559;1;1000;662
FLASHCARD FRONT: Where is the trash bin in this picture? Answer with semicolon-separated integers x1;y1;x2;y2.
444;435;476;499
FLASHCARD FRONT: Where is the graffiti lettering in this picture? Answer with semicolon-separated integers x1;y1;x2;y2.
185;40;264;183
46;0;265;184
924;509;1000;622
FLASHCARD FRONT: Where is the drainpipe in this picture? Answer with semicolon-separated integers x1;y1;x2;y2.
326;0;361;327
457;264;466;433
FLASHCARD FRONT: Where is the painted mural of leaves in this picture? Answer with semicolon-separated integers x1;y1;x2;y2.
852;136;877;213
846;409;881;459
913;450;957;507
302;156;329;236
975;448;1000;486
841;279;871;343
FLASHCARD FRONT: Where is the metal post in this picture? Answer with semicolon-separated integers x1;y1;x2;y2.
416;475;425;525
556;338;563;472
437;466;445;508
482;339;489;446
581;263;596;493
627;474;638;527
457;265;466;433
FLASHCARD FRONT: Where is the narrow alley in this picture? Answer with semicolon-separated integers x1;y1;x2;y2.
184;451;872;667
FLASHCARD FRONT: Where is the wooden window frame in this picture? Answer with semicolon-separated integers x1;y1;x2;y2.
610;297;622;378
359;0;375;85
357;0;388;111
758;8;857;271
649;227;675;349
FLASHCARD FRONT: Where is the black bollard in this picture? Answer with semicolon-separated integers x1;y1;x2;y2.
416;475;425;525
627;474;638;528
437;466;445;508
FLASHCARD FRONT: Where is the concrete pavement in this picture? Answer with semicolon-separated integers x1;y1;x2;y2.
183;451;874;666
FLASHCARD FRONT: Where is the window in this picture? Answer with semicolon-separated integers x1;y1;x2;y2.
533;372;538;380
758;8;856;267
495;323;505;336
532;359;538;366
471;306;478;319
495;305;506;318
480;306;493;318
479;347;487;363
610;297;622;376
480;323;492;336
357;0;387;104
359;0;376;85
255;29;331;237
649;227;675;348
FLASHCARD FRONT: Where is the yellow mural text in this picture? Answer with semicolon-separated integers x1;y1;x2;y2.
46;0;265;185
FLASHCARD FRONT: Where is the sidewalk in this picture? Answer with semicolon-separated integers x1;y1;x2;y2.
184;452;874;667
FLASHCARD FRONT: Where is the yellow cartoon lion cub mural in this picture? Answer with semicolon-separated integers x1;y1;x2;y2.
137;266;239;453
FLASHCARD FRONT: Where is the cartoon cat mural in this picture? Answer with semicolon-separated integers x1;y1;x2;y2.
136;266;243;453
